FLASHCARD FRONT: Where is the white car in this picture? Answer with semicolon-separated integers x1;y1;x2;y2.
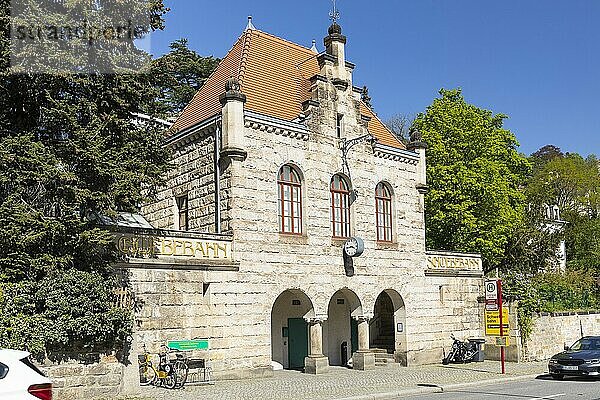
0;349;52;399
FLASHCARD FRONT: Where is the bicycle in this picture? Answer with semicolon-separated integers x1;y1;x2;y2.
138;345;178;389
138;347;156;386
171;352;189;388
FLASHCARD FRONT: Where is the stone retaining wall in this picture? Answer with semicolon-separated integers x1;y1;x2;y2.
524;312;600;361
41;356;124;400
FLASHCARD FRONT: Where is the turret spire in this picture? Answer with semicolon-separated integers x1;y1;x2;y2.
310;39;318;54
246;16;256;31
329;0;340;24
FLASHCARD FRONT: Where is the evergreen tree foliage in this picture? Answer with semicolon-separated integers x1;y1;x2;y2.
530;144;563;174
146;39;219;119
0;1;170;359
413;89;531;272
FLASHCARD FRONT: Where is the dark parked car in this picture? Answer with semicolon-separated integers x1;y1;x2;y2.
548;336;600;380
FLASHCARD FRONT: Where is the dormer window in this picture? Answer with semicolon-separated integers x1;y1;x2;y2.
336;114;344;138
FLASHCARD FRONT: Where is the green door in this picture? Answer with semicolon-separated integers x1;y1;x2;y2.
288;318;308;370
351;318;358;354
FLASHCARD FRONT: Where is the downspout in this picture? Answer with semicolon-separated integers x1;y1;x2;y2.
214;121;222;233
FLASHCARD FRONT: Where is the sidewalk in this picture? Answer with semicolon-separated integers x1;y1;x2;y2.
113;360;548;400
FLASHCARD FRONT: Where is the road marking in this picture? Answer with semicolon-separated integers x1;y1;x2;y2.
530;394;566;400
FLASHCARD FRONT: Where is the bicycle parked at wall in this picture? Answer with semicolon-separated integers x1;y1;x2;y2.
442;334;478;364
138;345;189;389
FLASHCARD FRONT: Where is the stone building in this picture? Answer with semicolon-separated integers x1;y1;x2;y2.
119;18;484;383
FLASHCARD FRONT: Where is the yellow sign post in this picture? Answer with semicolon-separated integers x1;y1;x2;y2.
485;307;509;336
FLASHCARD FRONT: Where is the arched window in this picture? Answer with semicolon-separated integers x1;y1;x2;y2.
278;165;302;234
376;182;393;242
331;175;351;238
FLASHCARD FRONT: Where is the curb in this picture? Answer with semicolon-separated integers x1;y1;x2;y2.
439;373;541;392
338;373;542;400
338;386;441;400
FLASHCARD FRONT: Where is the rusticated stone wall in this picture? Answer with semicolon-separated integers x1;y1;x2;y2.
142;132;219;233
40;356;123;400
523;312;600;361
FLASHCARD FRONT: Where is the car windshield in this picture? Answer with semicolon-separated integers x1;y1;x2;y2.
570;338;600;351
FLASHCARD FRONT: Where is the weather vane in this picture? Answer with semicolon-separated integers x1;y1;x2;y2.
329;0;340;24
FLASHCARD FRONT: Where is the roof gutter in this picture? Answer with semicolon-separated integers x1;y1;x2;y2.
214;122;222;234
165;114;221;147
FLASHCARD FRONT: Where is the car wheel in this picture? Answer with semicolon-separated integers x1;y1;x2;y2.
551;373;564;380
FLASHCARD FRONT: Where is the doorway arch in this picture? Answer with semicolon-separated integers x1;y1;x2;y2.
370;289;407;364
325;288;362;366
271;289;315;370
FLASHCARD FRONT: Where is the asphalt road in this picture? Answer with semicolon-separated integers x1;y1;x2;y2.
401;375;600;400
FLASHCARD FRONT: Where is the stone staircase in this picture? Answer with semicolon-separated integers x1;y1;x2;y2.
370;316;397;367
371;348;396;367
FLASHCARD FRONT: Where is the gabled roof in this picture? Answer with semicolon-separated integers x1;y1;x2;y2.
170;28;405;150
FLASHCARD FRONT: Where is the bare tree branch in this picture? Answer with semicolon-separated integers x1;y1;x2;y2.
385;113;415;144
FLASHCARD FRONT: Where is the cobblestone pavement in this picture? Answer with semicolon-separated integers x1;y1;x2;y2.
115;361;548;400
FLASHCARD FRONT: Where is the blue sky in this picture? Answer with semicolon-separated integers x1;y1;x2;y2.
150;1;599;157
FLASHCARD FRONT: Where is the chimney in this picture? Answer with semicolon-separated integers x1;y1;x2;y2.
219;76;247;161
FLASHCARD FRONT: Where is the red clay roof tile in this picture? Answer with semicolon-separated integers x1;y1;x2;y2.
170;29;405;150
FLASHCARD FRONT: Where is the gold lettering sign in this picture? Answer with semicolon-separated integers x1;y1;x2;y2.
427;255;480;271
116;234;231;261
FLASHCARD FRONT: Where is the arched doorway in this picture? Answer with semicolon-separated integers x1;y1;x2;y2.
325;288;362;366
370;290;407;364
271;290;315;370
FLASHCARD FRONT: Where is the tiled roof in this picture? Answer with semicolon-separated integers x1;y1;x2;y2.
359;102;404;149
170;29;405;150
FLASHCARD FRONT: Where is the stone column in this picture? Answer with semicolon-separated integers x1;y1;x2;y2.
352;316;375;370
358;316;370;351
120;333;142;395
309;319;323;356
304;317;329;374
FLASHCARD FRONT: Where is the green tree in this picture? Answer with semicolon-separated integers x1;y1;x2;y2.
8;0;166;74
497;208;563;275
146;39;219;119
568;218;600;271
526;153;600;220
524;149;600;272
0;1;170;359
530;144;564;174
413;89;531;272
